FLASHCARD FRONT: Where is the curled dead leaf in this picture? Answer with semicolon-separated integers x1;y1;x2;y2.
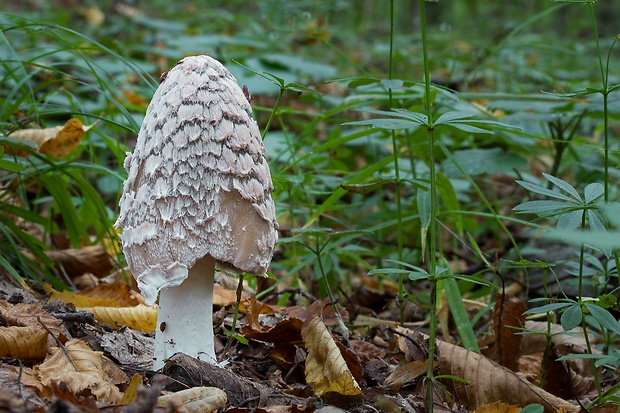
384;360;431;391
157;387;227;413
6;118;94;157
90;304;157;332
36;339;122;403
0;326;48;360
435;337;580;413
301;315;362;397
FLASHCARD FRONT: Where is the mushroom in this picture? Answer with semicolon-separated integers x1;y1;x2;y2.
115;55;278;369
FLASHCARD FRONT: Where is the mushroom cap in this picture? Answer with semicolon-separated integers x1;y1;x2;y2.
116;55;278;305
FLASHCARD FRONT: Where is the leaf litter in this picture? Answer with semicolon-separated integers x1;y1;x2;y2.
1;270;617;413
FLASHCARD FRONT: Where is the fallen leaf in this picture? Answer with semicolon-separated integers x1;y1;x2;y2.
435;337;580;413
45;246;112;279
157;387;227;413
7;118;93;157
48;282;141;308
301;315;362;397
472;402;523;412
490;293;527;370
36;339;123;403
0;326;48;360
89;304;156;332
0;300;66;340
384;360;430;391
119;373;143;404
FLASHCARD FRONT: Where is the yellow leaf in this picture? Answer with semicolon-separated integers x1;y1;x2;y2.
46;284;156;332
301;315;362;397
49;289;113;308
7;118;93;157
0;326;48;360
157;387;227;413
119;373;143;404
36;339;122;403
90;304;157;332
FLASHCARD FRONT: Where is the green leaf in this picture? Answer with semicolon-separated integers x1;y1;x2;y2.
380;79;404;90
409;271;432;281
434;111;477;124
513;200;572;215
340;178;394;195
444;122;495;135
0;159;26;172
368;268;416;276
523;302;571;315
584;303;620;336
584;182;604;204
417;187;431;257
560;303;582;331
291;227;334;237
444;277;480;352
442;148;526;177
587;210;611;257
436;172;463;235
546;229;620;249
520;404;544;413
543;173;582;201
515;180;575;202
343;118;422;131
557;210;583;230
343;108;428;131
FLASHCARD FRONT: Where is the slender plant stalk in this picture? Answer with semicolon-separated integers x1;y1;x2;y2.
261;88;284;140
586;2;608;400
387;0;406;324
417;0;438;410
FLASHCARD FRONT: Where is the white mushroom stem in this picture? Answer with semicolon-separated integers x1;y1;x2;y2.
153;255;216;370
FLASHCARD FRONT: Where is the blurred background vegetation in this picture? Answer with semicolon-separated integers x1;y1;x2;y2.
1;0;618;301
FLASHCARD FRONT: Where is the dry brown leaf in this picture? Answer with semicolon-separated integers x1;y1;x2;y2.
48;282;141;307
90;304;156;332
384;360;430;391
395;326;428;362
301;315;362;397
522;320;599;394
36;338;122;403
46;245;112;279
244;317;305;344
286;299;350;327
472;402;522;412
79;282;143;306
521;321;596;355
0;299;67;344
490;293;527;370
0;326;48;360
435;337;580;413
7;118;93;157
214;283;250;306
157;387;227;413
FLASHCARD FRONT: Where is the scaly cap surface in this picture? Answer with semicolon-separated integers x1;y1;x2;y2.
116;55;278;305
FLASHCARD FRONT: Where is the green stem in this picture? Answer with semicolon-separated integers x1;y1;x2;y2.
261;88;284;140
418;0;437;410
388;0;405;324
315;237;349;343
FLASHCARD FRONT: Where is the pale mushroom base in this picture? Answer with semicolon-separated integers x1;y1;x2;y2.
153;255;217;370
